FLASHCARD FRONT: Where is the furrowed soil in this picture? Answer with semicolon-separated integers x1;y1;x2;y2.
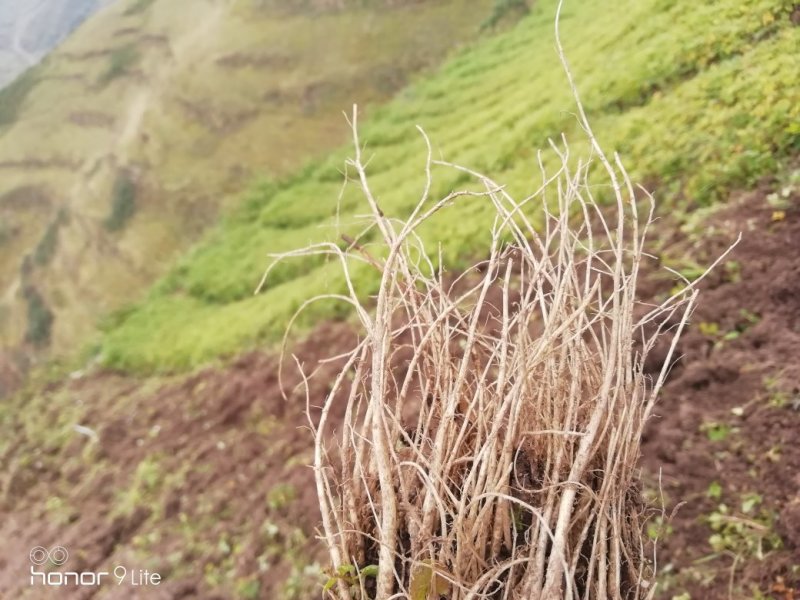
640;189;800;598
0;323;358;599
0;186;798;598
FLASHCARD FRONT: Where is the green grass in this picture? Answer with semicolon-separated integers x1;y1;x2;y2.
23;287;53;347
101;0;800;372
105;173;137;231
98;45;139;85
0;0;496;356
33;209;69;266
0;67;40;129
123;0;157;16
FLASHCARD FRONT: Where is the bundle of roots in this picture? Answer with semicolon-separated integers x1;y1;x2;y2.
264;6;724;598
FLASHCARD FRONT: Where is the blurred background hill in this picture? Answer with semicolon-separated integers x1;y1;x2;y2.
0;0;494;391
0;0;114;88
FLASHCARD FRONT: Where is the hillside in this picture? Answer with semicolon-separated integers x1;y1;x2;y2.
0;0;113;88
1;1;799;599
99;0;800;373
0;0;496;390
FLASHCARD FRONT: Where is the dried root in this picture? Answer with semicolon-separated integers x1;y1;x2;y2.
264;4;730;598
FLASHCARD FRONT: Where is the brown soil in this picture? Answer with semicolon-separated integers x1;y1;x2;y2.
0;186;797;599
0;322;356;599
641;191;800;598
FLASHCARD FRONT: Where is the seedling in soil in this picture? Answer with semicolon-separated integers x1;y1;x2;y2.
723;260;741;283
323;563;379;594
706;482;723;500
236;577;260;600
267;483;296;512
763;374;791;408
662;258;706;282
698;321;720;337
705;500;782;561
700;422;735;442
646;515;674;541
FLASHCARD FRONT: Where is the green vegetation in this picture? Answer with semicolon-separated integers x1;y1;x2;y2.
98;45;139;86
700;421;735;443
123;0;157;16
0;68;39;128
481;0;530;31
0;0;495;357
34;209;69;266
323;563;380;595
99;0;800;372
266;483;296;512
23;287;53;347
115;455;164;516
764;373;792;408
105;172;137;231
706;497;782;560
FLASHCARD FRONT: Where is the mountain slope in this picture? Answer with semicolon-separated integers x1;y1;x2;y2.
0;0;496;386
0;0;113;88
101;0;800;372
0;2;798;599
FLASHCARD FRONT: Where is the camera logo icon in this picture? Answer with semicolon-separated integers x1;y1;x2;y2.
29;546;69;566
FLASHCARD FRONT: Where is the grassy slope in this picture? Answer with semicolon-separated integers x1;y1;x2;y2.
0;0;494;358
102;0;800;372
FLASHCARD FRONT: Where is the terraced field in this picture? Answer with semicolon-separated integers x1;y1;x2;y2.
0;0;494;366
100;0;800;372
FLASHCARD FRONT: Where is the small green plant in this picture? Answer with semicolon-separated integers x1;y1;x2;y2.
236;577;260;599
480;0;529;31
105;172;137;231
98;45;139;85
323;563;379;594
44;495;74;526
646;515;674;541
669;260;706;282
266;483;296;511
698;314;756;346
723;260;741;283
764;374;790;408
705;499;782;560
740;493;762;515
706;481;723;500
700;421;734;442
698;321;720;337
115;455;163;515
